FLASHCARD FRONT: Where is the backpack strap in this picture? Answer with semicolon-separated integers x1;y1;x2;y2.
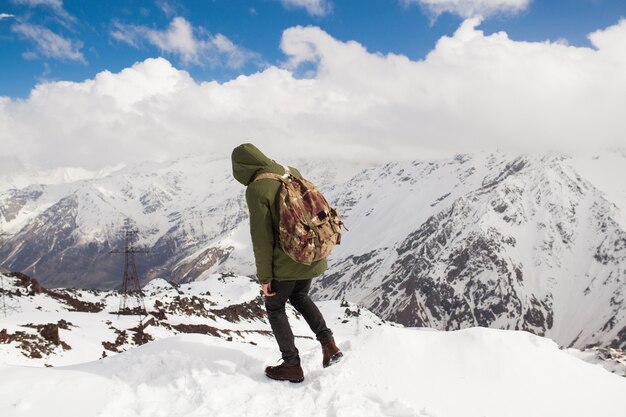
253;172;282;182
252;165;291;183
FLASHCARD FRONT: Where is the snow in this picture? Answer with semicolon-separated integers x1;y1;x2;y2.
1;273;625;417
1;323;625;417
1;273;356;366
180;274;259;308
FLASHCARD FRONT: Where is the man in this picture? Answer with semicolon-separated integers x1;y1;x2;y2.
231;143;343;383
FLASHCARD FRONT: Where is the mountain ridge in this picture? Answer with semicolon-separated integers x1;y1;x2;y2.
1;150;625;350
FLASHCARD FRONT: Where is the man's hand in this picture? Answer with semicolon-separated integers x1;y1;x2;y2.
261;282;276;297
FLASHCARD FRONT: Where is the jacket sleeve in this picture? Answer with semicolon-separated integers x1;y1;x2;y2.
245;184;274;284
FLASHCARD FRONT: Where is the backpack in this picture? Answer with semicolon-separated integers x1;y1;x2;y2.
253;166;344;265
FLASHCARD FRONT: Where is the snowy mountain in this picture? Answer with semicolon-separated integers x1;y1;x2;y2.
0;271;625;417
0;165;124;193
0;155;250;289
316;151;626;351
0;154;361;289
1;150;626;352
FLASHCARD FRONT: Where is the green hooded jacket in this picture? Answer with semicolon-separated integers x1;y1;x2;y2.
231;143;327;284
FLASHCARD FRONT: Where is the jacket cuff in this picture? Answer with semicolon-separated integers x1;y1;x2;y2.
257;275;272;284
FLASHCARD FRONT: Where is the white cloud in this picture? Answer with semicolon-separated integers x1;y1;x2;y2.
279;0;332;16
13;0;63;8
12;0;76;25
1;18;625;172
0;13;15;20
403;0;530;18
588;19;626;63
156;0;179;18
145;17;197;63
111;17;258;69
15;0;60;5
11;22;85;62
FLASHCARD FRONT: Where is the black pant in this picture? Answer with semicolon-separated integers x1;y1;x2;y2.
264;278;333;366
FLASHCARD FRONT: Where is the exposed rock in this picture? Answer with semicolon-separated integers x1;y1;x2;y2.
0;322;71;359
155;296;214;318
171;324;222;337
4;272;105;312
102;330;128;353
211;296;266;322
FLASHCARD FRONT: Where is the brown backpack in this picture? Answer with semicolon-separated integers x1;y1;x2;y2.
253;166;344;265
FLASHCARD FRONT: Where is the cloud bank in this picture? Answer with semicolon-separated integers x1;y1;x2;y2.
1;18;625;172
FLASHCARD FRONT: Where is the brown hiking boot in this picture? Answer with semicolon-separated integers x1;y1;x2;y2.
322;339;343;368
265;363;305;383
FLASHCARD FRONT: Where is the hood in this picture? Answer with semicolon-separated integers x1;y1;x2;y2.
231;143;284;186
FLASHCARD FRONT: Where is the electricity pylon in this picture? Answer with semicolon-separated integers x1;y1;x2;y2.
110;219;149;319
1;274;22;317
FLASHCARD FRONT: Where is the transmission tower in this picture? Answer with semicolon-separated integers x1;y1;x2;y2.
110;219;149;319
0;227;21;317
1;274;22;317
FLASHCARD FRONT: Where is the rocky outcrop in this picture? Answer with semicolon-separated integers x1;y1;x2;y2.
0;320;72;359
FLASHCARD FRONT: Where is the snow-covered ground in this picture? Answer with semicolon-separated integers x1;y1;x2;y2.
1;272;625;417
2;324;625;417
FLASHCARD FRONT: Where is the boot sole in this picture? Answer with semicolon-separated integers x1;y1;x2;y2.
265;373;304;383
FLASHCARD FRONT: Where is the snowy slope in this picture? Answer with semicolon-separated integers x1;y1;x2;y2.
0;271;389;368
568;151;626;228
1;272;625;417
0;271;302;366
1;327;625;417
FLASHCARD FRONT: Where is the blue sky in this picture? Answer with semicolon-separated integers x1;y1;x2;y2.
1;0;625;172
1;0;624;98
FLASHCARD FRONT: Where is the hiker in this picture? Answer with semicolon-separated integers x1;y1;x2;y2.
231;143;343;383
